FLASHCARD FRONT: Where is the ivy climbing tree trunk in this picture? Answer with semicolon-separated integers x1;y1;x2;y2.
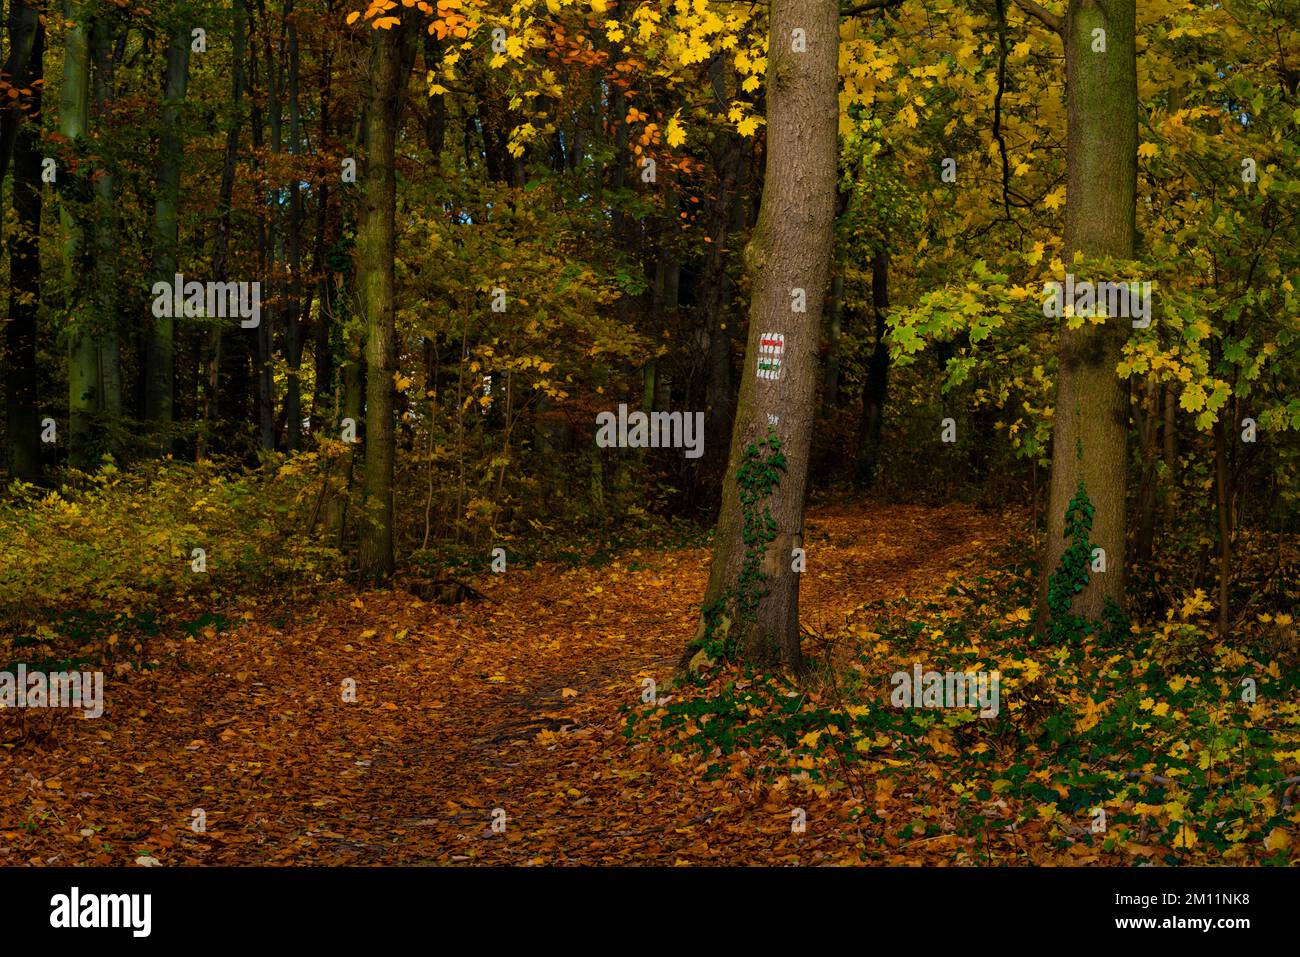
356;18;413;580
682;0;839;675
1028;0;1137;626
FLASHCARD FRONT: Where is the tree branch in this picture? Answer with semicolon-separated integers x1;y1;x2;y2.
1009;0;1062;34
992;0;1014;222
840;0;904;17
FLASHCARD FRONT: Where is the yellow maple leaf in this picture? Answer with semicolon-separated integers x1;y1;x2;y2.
665;113;686;147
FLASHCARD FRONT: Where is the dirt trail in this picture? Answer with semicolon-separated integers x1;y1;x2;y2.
2;502;1016;866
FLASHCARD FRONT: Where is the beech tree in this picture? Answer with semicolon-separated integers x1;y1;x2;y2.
61;0;97;470
1015;0;1137;625
145;16;194;435
682;0;841;674
356;15;415;579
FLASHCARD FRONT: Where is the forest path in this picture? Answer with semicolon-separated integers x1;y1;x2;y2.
3;502;1016;866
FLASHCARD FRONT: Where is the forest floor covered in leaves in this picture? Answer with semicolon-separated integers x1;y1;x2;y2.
2;501;1021;866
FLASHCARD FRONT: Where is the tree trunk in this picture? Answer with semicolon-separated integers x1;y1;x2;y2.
87;14;124;452
820;184;854;416
1162;381;1177;470
0;0;41;185
61;0;94;469
204;0;249;460
284;0;304;451
1213;405;1233;637
1134;378;1159;561
310;23;335;435
145;20;193;436
356;19;412;579
254;1;279;451
683;0;839;674
855;247;889;487
328;319;364;544
821;273;844;411
1036;0;1136;626
691;57;745;515
3;0;43;482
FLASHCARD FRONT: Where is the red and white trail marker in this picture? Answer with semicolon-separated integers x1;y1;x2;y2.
757;332;785;381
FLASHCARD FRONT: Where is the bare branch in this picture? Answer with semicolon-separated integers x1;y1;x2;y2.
840;0;905;17
1010;0;1062;34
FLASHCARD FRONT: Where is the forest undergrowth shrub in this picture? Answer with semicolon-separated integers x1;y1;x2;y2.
0;457;344;669
630;533;1300;863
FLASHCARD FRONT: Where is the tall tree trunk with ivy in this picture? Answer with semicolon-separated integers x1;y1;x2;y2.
681;0;839;675
1030;0;1136;626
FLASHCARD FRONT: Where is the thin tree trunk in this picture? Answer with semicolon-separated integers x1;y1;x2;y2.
855;247;889;487
821;184;854;416
310;15;335;434
1134;378;1159;561
326;113;365;544
822;273;844;411
0;0;41;185
284;0;304;451
1213;404;1233;637
1162;381;1177;470
328;314;364;544
3;0;43;482
204;0;249;460
693;69;745;514
255;0;280;451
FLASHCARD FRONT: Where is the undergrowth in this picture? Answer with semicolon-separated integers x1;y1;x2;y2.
628;531;1300;864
